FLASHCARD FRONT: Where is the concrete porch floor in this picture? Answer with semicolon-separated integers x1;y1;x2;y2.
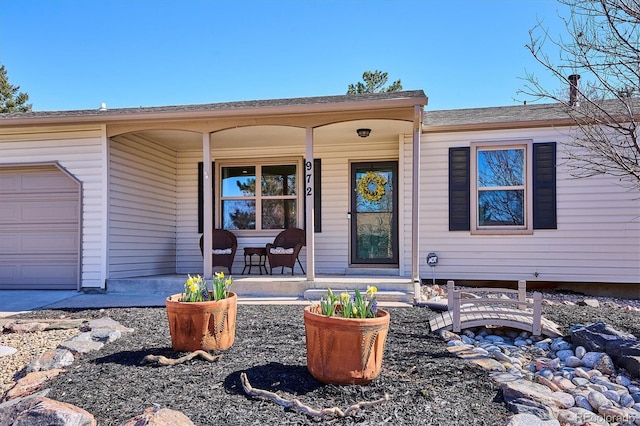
106;273;416;302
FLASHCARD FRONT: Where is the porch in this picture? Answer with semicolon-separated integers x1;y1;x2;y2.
105;273;415;303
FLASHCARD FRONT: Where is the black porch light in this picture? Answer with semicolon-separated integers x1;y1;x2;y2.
356;128;371;138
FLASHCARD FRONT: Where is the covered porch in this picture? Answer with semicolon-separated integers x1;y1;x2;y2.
104;91;428;299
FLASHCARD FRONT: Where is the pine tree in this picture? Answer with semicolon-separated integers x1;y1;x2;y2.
347;70;402;94
0;64;32;113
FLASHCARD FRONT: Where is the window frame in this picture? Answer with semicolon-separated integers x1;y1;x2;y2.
216;157;303;234
470;140;533;235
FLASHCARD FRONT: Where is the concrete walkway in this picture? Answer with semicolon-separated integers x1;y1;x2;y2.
0;290;162;317
0;289;411;318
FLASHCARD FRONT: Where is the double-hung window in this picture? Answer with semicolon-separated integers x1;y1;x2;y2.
220;160;300;230
471;141;533;234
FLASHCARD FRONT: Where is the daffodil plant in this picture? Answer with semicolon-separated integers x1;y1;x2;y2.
319;286;378;318
212;271;233;301
181;272;233;302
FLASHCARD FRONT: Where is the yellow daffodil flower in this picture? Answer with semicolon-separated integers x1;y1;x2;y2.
367;285;378;295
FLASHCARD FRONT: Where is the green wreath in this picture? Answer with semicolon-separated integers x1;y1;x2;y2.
357;171;387;202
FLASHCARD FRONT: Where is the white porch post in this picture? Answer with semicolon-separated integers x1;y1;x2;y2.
305;127;315;281
202;132;213;280
412;105;423;302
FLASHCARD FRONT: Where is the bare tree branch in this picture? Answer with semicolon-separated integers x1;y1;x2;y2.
519;0;640;190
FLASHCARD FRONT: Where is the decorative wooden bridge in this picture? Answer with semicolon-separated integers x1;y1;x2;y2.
428;280;563;338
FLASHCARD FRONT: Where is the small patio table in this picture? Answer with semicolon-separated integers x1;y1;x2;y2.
242;247;267;275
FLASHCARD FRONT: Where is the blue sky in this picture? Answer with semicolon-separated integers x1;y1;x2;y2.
0;0;570;112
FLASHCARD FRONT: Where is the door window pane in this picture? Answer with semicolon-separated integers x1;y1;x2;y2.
356;212;393;259
355;170;393;212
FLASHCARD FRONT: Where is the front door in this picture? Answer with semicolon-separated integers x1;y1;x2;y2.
350;161;398;265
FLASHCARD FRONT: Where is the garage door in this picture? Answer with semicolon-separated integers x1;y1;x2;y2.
0;165;80;290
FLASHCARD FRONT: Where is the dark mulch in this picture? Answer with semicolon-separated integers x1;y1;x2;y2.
12;300;640;425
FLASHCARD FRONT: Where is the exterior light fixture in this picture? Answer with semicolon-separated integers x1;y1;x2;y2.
356;128;371;138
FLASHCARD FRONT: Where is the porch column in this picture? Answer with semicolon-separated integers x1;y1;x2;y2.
412;105;423;301
305;127;315;281
202;132;213;280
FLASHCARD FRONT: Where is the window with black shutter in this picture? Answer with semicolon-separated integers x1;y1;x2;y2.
448;142;557;233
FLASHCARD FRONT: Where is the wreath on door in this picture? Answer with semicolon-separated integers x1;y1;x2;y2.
356;171;387;202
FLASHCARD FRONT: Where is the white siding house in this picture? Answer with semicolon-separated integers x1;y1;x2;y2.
0;91;638;295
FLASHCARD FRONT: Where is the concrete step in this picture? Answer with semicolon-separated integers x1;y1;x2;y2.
106;275;415;302
303;288;413;304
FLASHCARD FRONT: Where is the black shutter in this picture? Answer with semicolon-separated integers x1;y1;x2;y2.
313;158;322;233
533;142;557;229
449;147;471;231
197;162;215;233
303;159;322;233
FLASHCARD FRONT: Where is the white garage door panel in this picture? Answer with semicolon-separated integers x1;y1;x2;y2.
21;172;76;191
22;264;78;280
0;265;18;280
0;264;78;289
1;202;78;224
0;174;20;191
0;235;19;251
21;202;79;222
0;166;80;290
23;234;79;252
0;205;19;222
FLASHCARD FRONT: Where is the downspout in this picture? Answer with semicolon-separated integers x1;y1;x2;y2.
412;105;423;302
202;132;213;280
305;127;315;281
100;124;109;290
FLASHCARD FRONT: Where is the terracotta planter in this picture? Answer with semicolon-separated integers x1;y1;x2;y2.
303;305;390;385
165;292;237;352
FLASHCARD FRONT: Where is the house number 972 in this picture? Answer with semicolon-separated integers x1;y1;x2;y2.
305;161;313;196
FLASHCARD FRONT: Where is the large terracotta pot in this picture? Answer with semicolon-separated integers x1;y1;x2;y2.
165;292;237;352
303;305;390;385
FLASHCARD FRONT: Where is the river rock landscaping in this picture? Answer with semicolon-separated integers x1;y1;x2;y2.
0;290;639;425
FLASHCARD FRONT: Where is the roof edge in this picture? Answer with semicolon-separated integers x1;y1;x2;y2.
0;90;428;127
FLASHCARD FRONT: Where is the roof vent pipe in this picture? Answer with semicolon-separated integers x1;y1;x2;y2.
569;74;580;106
99;102;107;111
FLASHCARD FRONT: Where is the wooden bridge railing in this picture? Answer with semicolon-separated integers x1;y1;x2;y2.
446;280;543;336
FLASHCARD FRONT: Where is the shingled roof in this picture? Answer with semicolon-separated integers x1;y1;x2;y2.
0;88;586;131
423;102;573;131
0;90;427;122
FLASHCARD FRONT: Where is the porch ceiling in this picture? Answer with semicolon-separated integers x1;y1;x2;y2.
134;119;413;150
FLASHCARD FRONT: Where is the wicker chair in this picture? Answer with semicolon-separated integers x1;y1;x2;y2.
199;229;238;274
265;228;306;275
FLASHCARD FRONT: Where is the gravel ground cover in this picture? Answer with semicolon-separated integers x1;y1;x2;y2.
5;292;640;426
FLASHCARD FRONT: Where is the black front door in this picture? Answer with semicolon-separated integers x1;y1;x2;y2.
350;161;398;265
